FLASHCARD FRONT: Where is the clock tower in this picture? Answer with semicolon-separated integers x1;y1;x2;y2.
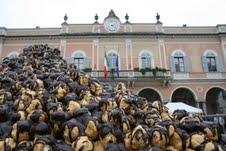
104;9;121;32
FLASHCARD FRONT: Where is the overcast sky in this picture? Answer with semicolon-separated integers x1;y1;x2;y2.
0;0;225;28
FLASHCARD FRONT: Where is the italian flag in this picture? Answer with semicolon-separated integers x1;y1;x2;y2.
104;52;109;79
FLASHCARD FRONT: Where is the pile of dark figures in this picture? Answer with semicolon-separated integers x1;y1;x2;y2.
0;44;225;151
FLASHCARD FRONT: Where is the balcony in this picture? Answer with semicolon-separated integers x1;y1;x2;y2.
83;70;172;86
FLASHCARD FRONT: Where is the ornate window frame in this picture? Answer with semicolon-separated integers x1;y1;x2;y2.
138;50;154;69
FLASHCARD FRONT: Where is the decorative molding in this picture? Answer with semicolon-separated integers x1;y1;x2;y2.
71;50;87;58
204;85;226;100
217;25;226;33
60;25;69;33
2;32;224;41
206;73;222;79
0;28;7;35
170;86;198;101
92;39;99;70
203;49;218;56
171;49;186;56
60;39;67;58
124;24;132;32
196;86;204;93
172;79;226;83
158;39;163;67
159;39;167;69
137;87;164;101
125;40;129;70
155;24;164;33
92;24;100;33
173;73;189;79
125;39;133;76
220;39;226;64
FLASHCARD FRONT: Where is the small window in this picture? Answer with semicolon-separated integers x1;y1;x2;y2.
139;51;152;69
140;52;151;69
171;50;190;73
202;51;221;73
73;52;86;69
206;52;217;72
174;57;185;72
108;52;118;70
207;57;217;72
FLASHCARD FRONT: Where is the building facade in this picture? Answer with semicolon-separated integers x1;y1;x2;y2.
0;10;226;114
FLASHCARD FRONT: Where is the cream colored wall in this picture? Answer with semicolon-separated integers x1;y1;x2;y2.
68;24;93;33
98;39;125;69
65;40;93;59
164;38;222;72
1;39;60;58
163;27;217;34
132;39;159;69
131;24;156;32
1;36;224;73
6;28;60;36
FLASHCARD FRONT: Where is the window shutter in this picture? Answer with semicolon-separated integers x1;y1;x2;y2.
170;56;175;72
147;57;151;68
184;56;190;73
83;58;88;68
201;56;208;72
216;56;223;72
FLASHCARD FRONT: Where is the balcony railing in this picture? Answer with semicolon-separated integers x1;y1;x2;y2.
83;70;171;79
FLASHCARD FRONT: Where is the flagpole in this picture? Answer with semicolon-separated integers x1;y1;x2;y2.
104;51;109;79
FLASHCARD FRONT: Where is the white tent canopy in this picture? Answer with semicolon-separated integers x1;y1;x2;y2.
165;102;203;114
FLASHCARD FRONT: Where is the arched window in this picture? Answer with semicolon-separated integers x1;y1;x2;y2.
171;50;190;72
202;50;223;72
7;51;19;59
107;51;118;70
206;52;217;72
139;51;152;69
72;51;87;69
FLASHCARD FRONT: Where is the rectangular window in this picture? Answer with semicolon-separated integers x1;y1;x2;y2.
141;57;146;69
141;57;151;69
207;57;216;72
174;57;185;72
74;57;84;69
109;58;116;70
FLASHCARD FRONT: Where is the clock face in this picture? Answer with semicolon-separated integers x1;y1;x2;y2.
104;19;120;32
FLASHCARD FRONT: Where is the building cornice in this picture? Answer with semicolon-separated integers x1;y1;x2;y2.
173;79;226;83
1;32;226;40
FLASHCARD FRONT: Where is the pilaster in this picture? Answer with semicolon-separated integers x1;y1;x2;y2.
220;39;226;65
60;39;67;58
92;39;99;70
124;23;132;32
92;24;100;33
61;24;69;33
158;39;166;68
217;25;226;65
0;39;3;60
0;27;6;59
125;39;132;70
